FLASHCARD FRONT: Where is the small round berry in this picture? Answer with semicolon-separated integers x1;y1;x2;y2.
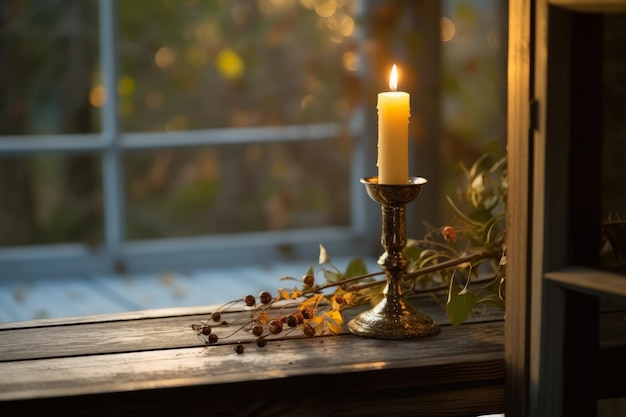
302;323;316;337
295;312;304;324
208;334;218;344
201;325;212;336
269;319;283;335
286;315;298;328
441;226;456;242
302;274;315;287
221;320;228;326
259;291;272;305
251;324;264;337
256;338;267;348
301;306;314;320
234;344;244;354
244;294;256;306
334;295;344;305
211;312;221;322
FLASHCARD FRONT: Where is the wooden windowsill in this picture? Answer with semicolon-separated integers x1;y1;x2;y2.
0;298;506;417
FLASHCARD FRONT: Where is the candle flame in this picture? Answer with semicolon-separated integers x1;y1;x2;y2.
389;64;398;92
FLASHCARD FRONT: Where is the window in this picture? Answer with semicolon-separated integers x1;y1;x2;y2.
0;0;368;277
0;0;507;281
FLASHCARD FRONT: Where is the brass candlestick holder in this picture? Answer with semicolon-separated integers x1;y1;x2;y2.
348;176;440;339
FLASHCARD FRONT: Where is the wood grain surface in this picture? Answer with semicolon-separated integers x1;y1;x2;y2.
0;298;507;416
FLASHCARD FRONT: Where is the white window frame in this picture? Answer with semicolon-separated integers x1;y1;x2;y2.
0;0;372;278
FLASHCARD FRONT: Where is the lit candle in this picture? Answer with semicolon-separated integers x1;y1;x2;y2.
377;64;410;184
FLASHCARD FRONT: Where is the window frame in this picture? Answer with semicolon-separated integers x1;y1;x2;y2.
0;0;372;277
506;1;626;416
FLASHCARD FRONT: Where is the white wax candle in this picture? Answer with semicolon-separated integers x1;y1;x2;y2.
377;64;410;184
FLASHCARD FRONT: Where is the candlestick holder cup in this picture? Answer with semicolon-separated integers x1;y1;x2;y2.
348;176;440;339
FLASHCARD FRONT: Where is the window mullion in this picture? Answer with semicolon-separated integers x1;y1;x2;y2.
99;0;124;263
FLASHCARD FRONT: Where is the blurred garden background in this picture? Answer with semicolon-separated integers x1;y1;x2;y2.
0;0;506;270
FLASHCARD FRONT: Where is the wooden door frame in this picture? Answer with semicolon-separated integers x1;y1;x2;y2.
506;1;626;416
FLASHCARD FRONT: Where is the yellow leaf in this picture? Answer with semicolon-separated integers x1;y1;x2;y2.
324;310;343;334
291;288;303;299
326;321;342;334
325;309;343;324
278;289;290;300
310;315;324;325
342;292;356;305
257;311;270;325
301;294;324;308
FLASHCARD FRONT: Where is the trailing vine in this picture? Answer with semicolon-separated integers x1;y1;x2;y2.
192;153;508;352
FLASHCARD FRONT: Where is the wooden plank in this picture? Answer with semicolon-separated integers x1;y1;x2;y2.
0;303;222;329
0;298;504;362
0;356;504;417
0;292;505;416
505;1;533;416
528;1;575;416
0;321;504;402
545;268;626;298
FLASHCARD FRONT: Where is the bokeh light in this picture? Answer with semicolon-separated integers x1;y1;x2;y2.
441;17;456;42
155;46;176;69
89;85;106;107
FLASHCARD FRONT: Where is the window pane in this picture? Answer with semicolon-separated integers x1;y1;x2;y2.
117;0;356;132
124;139;351;239
0;155;103;246
441;0;507;194
442;1;507;150
0;1;100;135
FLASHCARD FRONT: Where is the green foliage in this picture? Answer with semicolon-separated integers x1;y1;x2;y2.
195;155;507;350
319;153;507;327
447;283;479;328
269;153;508;328
408;153;507;325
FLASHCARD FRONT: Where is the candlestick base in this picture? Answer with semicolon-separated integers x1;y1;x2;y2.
348;176;440;339
347;293;440;339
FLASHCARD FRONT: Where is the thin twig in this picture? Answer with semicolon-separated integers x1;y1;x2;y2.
347;249;501;292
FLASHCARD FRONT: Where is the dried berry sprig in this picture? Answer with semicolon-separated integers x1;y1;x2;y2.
193;276;358;350
192;153;509;350
193;243;503;350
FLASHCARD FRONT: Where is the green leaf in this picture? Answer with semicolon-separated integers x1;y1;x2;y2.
323;268;342;284
446;288;478;327
344;257;368;278
279;275;299;282
468;208;493;224
403;243;422;264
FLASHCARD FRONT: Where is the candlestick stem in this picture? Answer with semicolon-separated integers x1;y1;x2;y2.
348;177;440;339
